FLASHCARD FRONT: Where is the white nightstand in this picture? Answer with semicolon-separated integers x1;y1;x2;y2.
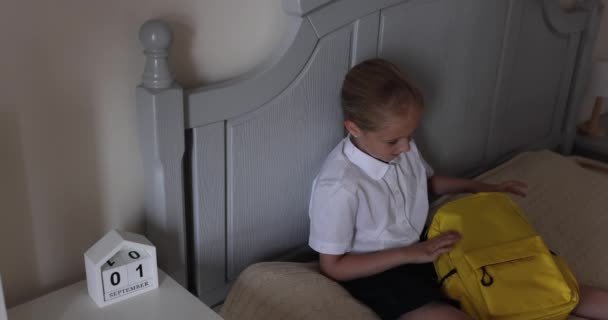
8;270;223;320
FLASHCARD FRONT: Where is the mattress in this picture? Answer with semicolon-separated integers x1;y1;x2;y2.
221;150;608;320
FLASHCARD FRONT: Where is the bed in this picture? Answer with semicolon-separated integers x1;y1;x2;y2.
219;151;608;319
134;0;605;316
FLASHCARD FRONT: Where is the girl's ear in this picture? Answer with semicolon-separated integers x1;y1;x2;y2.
344;120;362;138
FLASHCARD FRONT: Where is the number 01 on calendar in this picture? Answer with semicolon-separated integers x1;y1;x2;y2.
84;230;159;307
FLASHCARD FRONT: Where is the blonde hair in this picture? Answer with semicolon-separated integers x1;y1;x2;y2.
341;59;423;131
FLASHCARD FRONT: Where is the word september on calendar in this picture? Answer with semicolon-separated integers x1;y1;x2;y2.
106;280;151;300
101;249;153;301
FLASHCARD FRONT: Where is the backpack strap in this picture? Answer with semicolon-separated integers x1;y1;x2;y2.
480;266;494;287
438;268;458;287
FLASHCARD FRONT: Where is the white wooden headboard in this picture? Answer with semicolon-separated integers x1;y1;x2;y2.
135;0;603;305
0;274;6;320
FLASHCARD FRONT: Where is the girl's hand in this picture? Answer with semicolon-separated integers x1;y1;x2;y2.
490;180;528;197
404;231;461;264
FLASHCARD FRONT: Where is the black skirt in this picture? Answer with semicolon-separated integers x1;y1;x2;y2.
338;263;458;320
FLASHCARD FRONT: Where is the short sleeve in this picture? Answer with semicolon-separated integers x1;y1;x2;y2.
411;140;434;178
308;179;357;255
421;156;434;178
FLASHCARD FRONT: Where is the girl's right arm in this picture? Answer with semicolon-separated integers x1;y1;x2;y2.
319;231;461;281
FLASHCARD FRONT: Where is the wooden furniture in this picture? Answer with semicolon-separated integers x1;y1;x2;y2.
0;275;6;320
7;270;222;320
134;0;604;306
578;60;608;137
578;96;606;136
575;112;608;161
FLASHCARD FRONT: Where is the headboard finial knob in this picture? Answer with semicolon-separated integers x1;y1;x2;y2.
139;19;172;50
139;19;174;89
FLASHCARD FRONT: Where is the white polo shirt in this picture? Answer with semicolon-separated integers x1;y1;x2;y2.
308;136;434;255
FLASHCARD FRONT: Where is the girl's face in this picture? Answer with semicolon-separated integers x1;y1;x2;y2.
345;108;421;163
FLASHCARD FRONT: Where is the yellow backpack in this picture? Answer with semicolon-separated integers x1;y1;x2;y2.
428;193;579;320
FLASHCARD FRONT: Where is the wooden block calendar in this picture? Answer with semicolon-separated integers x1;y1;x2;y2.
84;230;158;307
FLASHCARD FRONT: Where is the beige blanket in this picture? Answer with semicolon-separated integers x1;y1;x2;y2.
221;151;608;320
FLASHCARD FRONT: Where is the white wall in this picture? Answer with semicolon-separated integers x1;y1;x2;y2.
0;0;606;308
0;0;288;307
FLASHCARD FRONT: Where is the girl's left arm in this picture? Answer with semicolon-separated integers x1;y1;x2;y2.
429;175;527;197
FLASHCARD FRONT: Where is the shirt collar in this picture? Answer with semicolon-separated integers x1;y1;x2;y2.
343;136;390;180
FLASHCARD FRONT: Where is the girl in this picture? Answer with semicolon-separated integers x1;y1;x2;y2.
308;59;608;319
